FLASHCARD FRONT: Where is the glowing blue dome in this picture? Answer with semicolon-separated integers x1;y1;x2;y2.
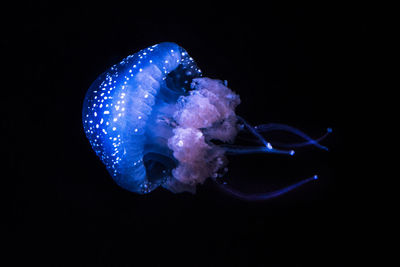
83;42;203;193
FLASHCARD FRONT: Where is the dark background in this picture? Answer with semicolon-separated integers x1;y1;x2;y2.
4;2;366;266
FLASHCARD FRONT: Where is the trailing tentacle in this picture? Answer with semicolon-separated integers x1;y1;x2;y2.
216;175;318;201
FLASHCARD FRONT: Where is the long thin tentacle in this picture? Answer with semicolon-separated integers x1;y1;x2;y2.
221;145;295;155
252;123;332;151
216;175;318;201
236;116;295;155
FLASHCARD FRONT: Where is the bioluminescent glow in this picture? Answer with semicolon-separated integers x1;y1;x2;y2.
82;42;331;200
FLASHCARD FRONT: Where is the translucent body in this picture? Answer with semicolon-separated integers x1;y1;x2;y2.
82;42;330;199
83;43;203;193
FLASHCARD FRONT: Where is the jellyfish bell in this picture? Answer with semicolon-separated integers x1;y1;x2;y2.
82;42;331;200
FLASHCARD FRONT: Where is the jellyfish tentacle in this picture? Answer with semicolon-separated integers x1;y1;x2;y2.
216;175;318;201
236;116;295;155
237;116;270;148
269;129;332;150
221;145;295;155
251;123;332;151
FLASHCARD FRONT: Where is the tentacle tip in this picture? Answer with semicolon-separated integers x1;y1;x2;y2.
327;127;333;133
266;143;273;150
290;150;295;156
313;175;319;180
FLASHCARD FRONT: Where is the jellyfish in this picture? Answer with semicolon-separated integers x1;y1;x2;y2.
82;42;331;200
